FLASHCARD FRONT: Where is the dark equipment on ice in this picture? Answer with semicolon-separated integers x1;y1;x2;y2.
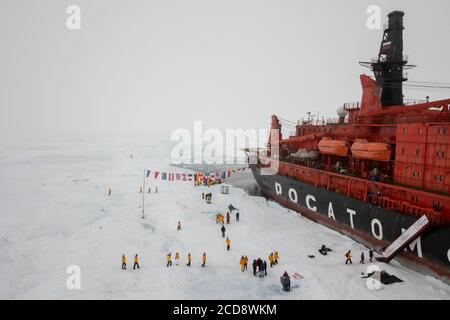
318;244;333;255
361;270;403;285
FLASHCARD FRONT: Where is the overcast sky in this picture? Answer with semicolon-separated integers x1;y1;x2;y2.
1;0;449;138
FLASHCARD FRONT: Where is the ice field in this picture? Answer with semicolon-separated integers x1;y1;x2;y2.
0;134;449;299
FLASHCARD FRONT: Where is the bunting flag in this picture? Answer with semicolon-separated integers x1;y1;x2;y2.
144;166;248;183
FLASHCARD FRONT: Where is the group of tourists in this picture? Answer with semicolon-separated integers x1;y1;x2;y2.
215;211;239;224
268;251;280;267
252;258;268;277
138;186;158;193
121;254;140;270
202;192;213;203
165;252;207;267
345;248;374;264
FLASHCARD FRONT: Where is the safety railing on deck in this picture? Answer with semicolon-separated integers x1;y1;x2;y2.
257;157;450;225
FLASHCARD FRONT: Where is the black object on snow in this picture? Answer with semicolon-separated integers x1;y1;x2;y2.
361;271;403;285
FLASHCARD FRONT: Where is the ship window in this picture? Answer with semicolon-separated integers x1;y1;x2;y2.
403;127;408;134
436;151;445;158
411;195;419;202
412;171;420;177
432;201;442;209
416;149;420;156
401;148;405;155
418;128;423;134
438;128;448;135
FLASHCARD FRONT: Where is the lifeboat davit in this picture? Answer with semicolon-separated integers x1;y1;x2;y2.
351;139;391;161
318;137;349;156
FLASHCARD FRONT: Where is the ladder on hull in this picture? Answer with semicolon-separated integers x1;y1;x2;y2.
376;215;430;263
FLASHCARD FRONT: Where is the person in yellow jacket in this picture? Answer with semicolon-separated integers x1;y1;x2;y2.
133;254;140;270
226;237;231;251
268;252;274;267
274;251;280;265
121;254;127;270
345;250;353;264
239;255;245;272
201;252;207;267
187;253;192;267
175;252;180;266
243;256;248;270
166;253;172;267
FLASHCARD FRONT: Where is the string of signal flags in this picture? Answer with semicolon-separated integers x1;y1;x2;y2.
144;166;249;183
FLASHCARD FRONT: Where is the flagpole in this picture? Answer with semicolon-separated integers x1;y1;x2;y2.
142;169;145;219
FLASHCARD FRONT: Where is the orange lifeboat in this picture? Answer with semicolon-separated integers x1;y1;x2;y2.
351;139;391;161
318;137;349;156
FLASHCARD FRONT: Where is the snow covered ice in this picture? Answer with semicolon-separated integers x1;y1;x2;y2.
1;134;449;299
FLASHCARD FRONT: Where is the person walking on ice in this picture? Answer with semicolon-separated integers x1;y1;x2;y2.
360;252;365;264
274;251;280;265
345;250;353;264
221;225;226;238
268;252;274;267
369;248;374;262
148;187;151;193
121;254;127;270
281;271;291;292
252;259;257;276
133;254;140;270
236;211;240;222
226;237;231;251
240;256;245;272
139;186;143;193
108;188;112;196
259;261;266;278
177;221;182;231
175;252;180;266
166;253;172;267
226;212;230;224
244;256;248;270
201;252;207;267
187;253;192;267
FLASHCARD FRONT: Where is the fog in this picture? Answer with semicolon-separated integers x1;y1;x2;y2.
1;0;449;139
